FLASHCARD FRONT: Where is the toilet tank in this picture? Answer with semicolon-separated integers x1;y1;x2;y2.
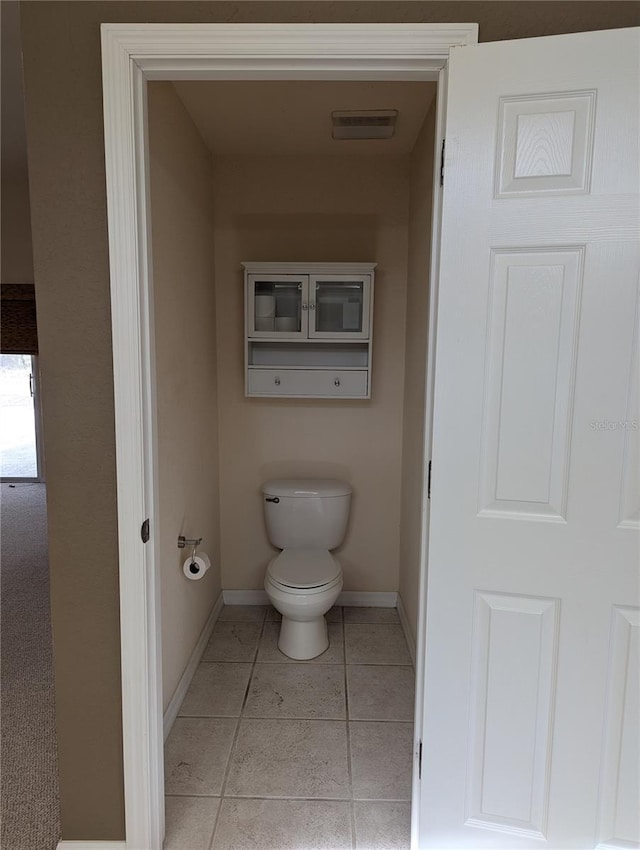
262;479;352;550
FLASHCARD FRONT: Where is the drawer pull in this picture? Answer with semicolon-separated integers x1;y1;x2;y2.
274;377;281;386
334;378;341;387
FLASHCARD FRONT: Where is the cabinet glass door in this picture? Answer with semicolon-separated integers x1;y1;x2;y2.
248;275;307;337
309;275;371;339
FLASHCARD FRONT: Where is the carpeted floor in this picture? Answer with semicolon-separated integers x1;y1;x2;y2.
1;483;60;850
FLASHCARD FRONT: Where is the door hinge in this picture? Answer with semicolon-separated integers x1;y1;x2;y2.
418;739;423;779
427;460;432;500
440;139;445;187
141;518;150;543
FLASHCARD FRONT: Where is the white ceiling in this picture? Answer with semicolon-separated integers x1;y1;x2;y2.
171;80;436;157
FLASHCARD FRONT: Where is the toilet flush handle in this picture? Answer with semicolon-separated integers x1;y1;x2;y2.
265;496;280;504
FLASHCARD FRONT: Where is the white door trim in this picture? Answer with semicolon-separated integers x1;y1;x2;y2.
409;62;448;849
31;355;46;481
100;22;478;848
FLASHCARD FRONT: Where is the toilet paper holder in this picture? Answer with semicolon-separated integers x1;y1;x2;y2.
177;535;203;561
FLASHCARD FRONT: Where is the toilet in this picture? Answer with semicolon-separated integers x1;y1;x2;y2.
262;478;351;660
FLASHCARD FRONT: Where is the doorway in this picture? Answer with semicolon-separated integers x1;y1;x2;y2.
0;353;42;481
101;23;477;848
147;75;436;847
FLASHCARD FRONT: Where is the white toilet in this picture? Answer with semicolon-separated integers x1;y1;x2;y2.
262;478;351;660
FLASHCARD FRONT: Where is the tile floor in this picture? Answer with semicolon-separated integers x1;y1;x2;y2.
164;605;415;850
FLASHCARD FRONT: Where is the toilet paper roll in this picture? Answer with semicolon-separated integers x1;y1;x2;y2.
255;295;276;317
183;553;211;581
255;317;275;332
275;316;298;332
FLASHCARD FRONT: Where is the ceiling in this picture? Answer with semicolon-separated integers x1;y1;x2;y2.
171;80;436;157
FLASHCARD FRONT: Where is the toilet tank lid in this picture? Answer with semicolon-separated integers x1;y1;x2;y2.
262;478;352;498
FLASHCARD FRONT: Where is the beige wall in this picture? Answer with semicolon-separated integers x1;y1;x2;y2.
1;2;33;284
1;169;34;283
19;1;638;838
147;82;222;713
398;105;437;644
213;156;410;592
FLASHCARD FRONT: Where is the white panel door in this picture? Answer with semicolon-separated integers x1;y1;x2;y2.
421;28;639;849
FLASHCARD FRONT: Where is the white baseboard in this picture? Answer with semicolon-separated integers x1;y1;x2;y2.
163;590;224;741
397;593;416;667
223;589;398;608
57;843;126;849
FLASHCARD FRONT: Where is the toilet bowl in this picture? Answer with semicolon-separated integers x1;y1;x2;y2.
265;549;343;659
262;479;351;660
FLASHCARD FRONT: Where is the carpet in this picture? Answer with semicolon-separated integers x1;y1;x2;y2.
1;483;60;849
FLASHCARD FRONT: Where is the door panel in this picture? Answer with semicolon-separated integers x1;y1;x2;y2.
495;90;596;197
478;248;583;521
422;28;639;849
466;592;559;838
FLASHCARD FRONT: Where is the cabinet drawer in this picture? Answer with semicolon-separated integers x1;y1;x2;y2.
248;369;368;398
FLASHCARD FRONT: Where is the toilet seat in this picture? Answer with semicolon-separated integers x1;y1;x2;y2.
266;572;343;599
267;548;341;590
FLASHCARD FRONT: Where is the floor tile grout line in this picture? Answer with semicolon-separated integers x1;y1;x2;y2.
240;607;266;714
201;659;411;666
166;791;411;803
342;613;357;850
179;714;413;723
250;661;347;668
344;621;402;626
165;792;222;798
206;605;267;850
343;621;401;626
222;795;411;803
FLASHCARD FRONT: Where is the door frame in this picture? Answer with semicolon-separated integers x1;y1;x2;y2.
100;22;477;848
31;354;45;481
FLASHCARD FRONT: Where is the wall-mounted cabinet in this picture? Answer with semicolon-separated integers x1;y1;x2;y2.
243;262;376;398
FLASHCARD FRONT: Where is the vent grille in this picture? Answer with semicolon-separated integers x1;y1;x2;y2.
331;110;398;140
334;115;393;128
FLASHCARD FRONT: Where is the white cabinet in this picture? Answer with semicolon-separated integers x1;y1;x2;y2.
243;262;375;398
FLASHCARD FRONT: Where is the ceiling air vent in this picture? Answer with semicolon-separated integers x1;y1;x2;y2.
331;110;398;140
